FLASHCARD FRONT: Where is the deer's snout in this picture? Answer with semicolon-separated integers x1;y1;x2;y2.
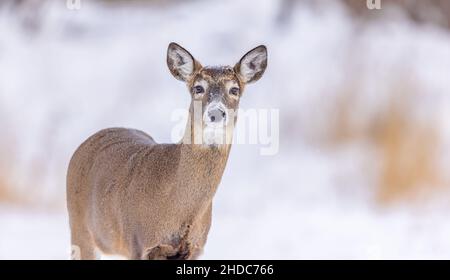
204;103;227;126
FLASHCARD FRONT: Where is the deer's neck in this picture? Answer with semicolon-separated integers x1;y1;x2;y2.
176;143;231;196
173;119;233;209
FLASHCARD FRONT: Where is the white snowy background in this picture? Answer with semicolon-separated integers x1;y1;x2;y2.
1;0;450;259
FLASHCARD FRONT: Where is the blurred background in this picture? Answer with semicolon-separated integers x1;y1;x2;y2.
1;0;450;259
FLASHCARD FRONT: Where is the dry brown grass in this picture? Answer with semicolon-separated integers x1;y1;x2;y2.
0;117;24;205
325;83;447;205
0;177;10;201
373;95;444;204
0;173;19;204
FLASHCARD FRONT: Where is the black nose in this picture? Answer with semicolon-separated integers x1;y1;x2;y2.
208;108;226;123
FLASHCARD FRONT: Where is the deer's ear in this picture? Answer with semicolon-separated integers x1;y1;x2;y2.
235;45;267;84
167;43;200;82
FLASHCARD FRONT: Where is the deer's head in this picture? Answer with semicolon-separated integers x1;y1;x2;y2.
167;42;267;146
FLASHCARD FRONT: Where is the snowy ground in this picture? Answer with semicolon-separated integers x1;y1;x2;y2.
0;206;68;259
1;0;450;259
3;144;450;260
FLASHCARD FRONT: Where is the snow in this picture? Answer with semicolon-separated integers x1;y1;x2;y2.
1;0;450;259
0;206;69;260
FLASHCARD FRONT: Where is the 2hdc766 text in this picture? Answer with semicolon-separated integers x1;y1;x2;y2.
220;264;274;275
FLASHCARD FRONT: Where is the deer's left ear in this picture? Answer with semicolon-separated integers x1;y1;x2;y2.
235;45;267;84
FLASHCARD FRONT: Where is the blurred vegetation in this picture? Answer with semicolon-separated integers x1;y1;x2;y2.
6;0;450;32
0;146;19;204
279;0;450;30
329;83;445;204
344;0;450;28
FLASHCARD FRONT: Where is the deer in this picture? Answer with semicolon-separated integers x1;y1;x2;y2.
66;42;268;260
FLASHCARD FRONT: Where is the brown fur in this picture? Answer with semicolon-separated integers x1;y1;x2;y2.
66;43;267;260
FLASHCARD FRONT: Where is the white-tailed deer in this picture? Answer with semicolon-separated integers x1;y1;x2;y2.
66;43;267;260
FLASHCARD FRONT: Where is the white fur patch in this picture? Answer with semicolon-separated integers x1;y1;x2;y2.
203;126;226;145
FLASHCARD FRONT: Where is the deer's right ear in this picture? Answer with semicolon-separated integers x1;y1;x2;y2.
167;43;200;82
235;45;267;84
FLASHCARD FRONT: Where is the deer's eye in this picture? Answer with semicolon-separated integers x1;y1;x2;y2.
229;87;240;96
193;85;204;95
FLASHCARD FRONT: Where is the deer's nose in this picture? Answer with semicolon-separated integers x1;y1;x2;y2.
208;107;227;124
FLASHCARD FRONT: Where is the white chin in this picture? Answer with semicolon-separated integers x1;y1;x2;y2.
203;126;226;145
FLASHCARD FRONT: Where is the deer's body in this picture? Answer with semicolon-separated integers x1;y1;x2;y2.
67;128;228;259
67;43;267;260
